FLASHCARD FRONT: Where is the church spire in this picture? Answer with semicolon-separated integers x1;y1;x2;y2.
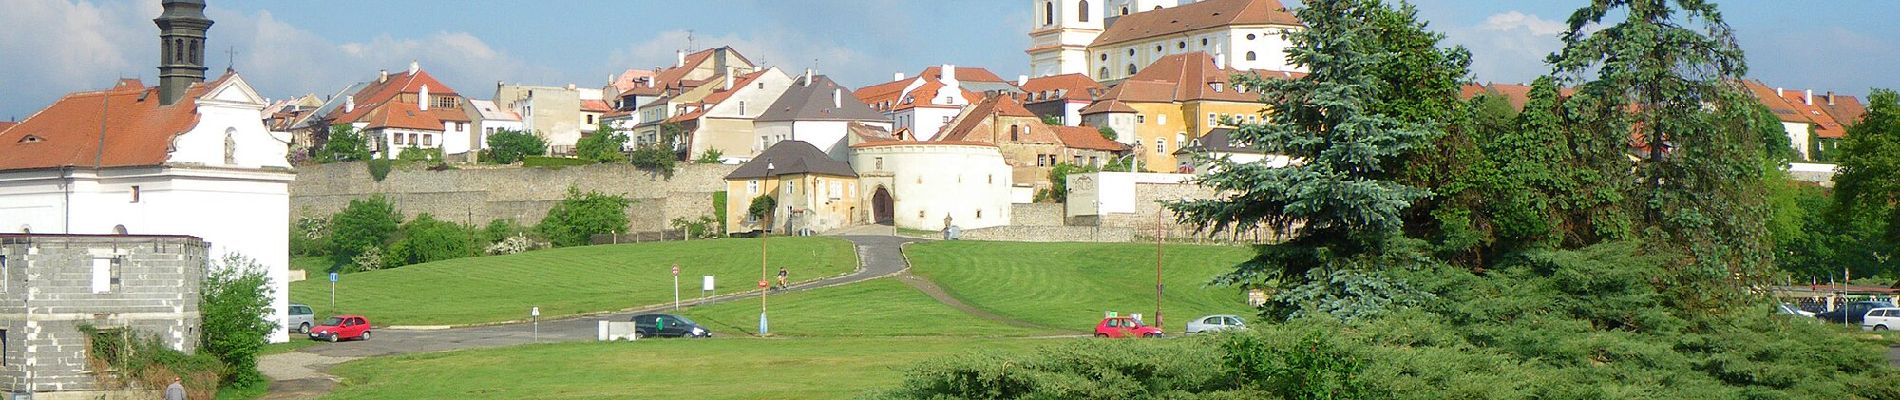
155;0;214;106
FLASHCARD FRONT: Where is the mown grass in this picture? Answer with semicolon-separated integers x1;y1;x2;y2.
906;240;1258;332
287;237;856;326
322;337;1060;400
680;277;1053;337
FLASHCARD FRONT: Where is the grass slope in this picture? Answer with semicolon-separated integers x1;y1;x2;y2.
323;337;1057;400
680;278;1051;337
288;237;855;326
907;240;1257;331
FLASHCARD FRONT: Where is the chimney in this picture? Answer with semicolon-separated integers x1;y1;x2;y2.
380;69;389;83
566;83;577;90
833;88;842;109
408;60;419;75
941;64;957;83
1017;75;1028;86
419;84;430;111
1775;87;1783;97
676;50;686;68
804;69;814;86
1805;89;1814;105
1214;53;1226;69
713;47;731;73
1827;91;1836;106
723;73;733;91
344;95;355;113
894;72;906;81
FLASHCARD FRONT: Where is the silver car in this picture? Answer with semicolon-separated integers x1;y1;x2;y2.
1185;314;1247;334
287;303;315;333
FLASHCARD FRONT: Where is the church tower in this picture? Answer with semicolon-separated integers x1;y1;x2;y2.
1026;0;1104;77
155;0;213;105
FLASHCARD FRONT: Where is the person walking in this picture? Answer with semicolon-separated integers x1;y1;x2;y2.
165;376;186;400
776;266;789;289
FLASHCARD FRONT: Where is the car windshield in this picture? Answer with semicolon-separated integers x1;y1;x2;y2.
672;315;697;325
321;317;345;326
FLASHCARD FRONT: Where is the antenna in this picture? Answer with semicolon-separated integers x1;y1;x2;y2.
686;29;696;52
225;46;240;71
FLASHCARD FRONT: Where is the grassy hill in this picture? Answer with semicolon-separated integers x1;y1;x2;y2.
287;237;856;326
906;240;1258;332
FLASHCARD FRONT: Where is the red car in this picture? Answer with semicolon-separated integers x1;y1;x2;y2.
1094;316;1164;338
308;314;371;342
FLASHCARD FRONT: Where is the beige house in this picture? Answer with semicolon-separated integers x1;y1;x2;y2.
624;47;761;148
724;141;861;235
493;83;607;155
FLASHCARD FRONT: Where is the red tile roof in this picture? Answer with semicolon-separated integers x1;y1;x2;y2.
581;99;612;113
1092;0;1302;47
1053;126;1129;151
619;47;755;97
937;95;1062;144
0;122;17;133
326;67;469;131
854;66;1011;113
1743;80;1851;139
1021;74;1103;103
0;75;234;171
1081;52;1293;114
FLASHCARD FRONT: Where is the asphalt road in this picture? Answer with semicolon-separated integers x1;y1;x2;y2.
295;235;918;358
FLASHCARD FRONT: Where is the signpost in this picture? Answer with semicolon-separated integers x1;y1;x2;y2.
328;272;339;311
672;263;682;311
702;275;715;303
531;306;540;342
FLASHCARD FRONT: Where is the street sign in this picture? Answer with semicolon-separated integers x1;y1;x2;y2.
328;272;338;283
672;264;680;277
531;306;540;317
703;276;715;292
759;279;769;289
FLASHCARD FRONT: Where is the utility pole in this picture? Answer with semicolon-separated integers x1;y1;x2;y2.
1155;205;1165;329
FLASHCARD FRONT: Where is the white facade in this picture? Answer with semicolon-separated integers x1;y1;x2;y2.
894;106;963;142
852;143;1015;231
1090;26;1298;81
1064;171;1192;218
1028;0;1108;77
0;76;295;343
1782;121;1812;161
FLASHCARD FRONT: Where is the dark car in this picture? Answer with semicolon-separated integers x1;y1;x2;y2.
1815;301;1896;324
630;313;710;338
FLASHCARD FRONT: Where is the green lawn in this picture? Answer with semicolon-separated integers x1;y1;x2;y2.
906;240;1258;331
288;237;856;326
290;256;329;273
322;337;1059;400
679;277;1052;337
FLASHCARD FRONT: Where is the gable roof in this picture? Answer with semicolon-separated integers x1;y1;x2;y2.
581;99;612;113
725;140;858;179
855;65;1017;113
936;94;1063;145
326;66;470;130
1092;0;1301;47
1082;52;1294;114
619;47;755;97
1052;126;1129;151
1743;80;1850;139
757;75;889;122
1175;127;1260;155
0;74;233;171
467;99;520;121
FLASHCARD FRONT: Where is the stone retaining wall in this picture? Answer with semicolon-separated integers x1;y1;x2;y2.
289;162;735;232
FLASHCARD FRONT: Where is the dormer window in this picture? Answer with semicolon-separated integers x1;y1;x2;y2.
16;134;43;144
1211;82;1225;92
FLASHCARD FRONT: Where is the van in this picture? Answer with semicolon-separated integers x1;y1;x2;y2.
288;303;315;333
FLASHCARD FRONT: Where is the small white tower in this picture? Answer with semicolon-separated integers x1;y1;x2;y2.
1027;0;1106;77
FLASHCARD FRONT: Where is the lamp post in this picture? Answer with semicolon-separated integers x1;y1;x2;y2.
1154;202;1166;329
759;160;773;336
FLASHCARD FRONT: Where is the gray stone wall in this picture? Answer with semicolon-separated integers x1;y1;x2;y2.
290;162;737;232
959;225;1136;242
0;234;206;393
1009;203;1068;227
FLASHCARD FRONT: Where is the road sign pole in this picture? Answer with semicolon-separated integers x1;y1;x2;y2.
532;306;541;343
328;271;339;312
672;264;682;311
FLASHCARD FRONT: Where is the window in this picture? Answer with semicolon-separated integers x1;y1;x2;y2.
1037;154;1047;166
410;133;420;146
1136;115;1145;124
586;115;594;124
1158;114;1166;125
173;39;184;62
1154;45;1163;52
1126;64;1137;75
1121;6;1129;15
919;210;926;218
394;133;405;145
1209;113;1217;125
1074;155;1083;164
829;182;842;199
457;122;467;131
1176;133;1186;150
1077;0;1089;22
423;134;433;146
875;157;884;170
1100;53;1107;61
739;101;747;115
1126;48;1135;56
189;40;199;63
1246;33;1258;40
130;186;140;203
1010;125;1020;141
1201;38;1209;46
91;257;120;294
1177;41;1186;49
757;82;764;89
1098;67;1109;79
1044;1;1054;25
976;209;983;219
432;96;459;110
748;180;759;194
1245;51;1257;61
1155;138;1166;154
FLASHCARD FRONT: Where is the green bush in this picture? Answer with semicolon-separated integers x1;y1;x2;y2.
200;253;278;387
576;123;630;163
536;186;632;247
485;129;548;164
316;124;371;163
328;195;402;271
629;144;678;175
695;149;725;164
366;158;393;181
78;325;224;398
522;156;594;168
711;191;728;234
289;215;330;257
387;213;474;267
396;146;442;162
747;194;776;224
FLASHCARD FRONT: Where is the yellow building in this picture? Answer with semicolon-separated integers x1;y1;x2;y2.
1079;52;1294;170
723;141;862;235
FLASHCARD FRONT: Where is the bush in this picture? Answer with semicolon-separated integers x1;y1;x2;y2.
200;253;277;387
536;187;632;247
78;325;223;399
522;156;595;168
485;129;547;164
747;194;777;225
396;146;442;162
1043;163;1097;203
328;196;402;271
387;213;474;267
289;215;330;257
695;149;725;164
576;124;630;163
670;215;721;239
629;144;678;175
316;124;371;163
366;158;393;181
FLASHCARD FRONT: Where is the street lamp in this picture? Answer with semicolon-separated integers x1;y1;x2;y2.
760;159;773;336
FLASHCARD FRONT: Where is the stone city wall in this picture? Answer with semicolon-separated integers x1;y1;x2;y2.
289;162;736;232
958;225;1136;243
1009;203;1068;227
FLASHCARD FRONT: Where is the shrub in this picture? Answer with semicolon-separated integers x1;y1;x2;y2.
350;246;388;272
576;123;630;163
485;233;541;255
747;194;776;224
695;149;725;164
78;325;223;399
289;215;330;257
712;191;728;234
200;253;277;387
670;215;720;239
522;156;594;168
387;213;474;267
327;196;402;271
629;144;678;175
365;158;393;181
478;219;531;246
536;187;632;247
396;146;441;162
316;124;371;163
1044;163;1097;203
485;128;547;164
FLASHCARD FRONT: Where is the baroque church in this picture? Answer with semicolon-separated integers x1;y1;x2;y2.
1026;0;1305;81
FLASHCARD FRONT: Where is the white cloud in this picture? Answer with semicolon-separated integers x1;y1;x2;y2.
1444;11;1568;84
0;0;157;117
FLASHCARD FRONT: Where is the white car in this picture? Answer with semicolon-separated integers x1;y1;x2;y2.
1185;314;1247;334
1861;307;1900;331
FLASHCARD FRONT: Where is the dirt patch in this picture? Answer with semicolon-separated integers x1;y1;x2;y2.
258;352;358;400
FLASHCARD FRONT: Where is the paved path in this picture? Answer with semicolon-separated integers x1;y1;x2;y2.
260;235;918;398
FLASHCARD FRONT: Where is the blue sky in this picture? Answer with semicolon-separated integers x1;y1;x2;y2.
1;0;1894;119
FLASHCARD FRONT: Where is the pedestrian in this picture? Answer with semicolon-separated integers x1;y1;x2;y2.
777;266;789;289
165;376;186;400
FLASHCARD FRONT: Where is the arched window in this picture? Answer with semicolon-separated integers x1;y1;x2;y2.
1044;1;1054;26
1126;64;1136;75
112;225;128;235
1077;1;1089;22
1098;67;1109;79
1120;6;1129;15
1010;125;1020;141
1245;51;1257;61
173;39;185;62
189;40;199;64
1099;53;1107;61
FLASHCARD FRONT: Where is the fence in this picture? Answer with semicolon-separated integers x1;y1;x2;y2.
590;230;689;245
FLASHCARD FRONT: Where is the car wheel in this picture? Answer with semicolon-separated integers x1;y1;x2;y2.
1877;325;1889;331
635;331;649;339
362;330;371;340
1142;333;1158;338
327;334;338;343
298;323;311;334
1094;333;1109;338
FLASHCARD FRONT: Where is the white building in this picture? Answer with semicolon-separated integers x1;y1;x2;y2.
0;72;295;344
855;65;1020;141
850;142;1015;231
465;99;524;153
327;62;476;159
755;74;893;160
1027;0;1303;80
